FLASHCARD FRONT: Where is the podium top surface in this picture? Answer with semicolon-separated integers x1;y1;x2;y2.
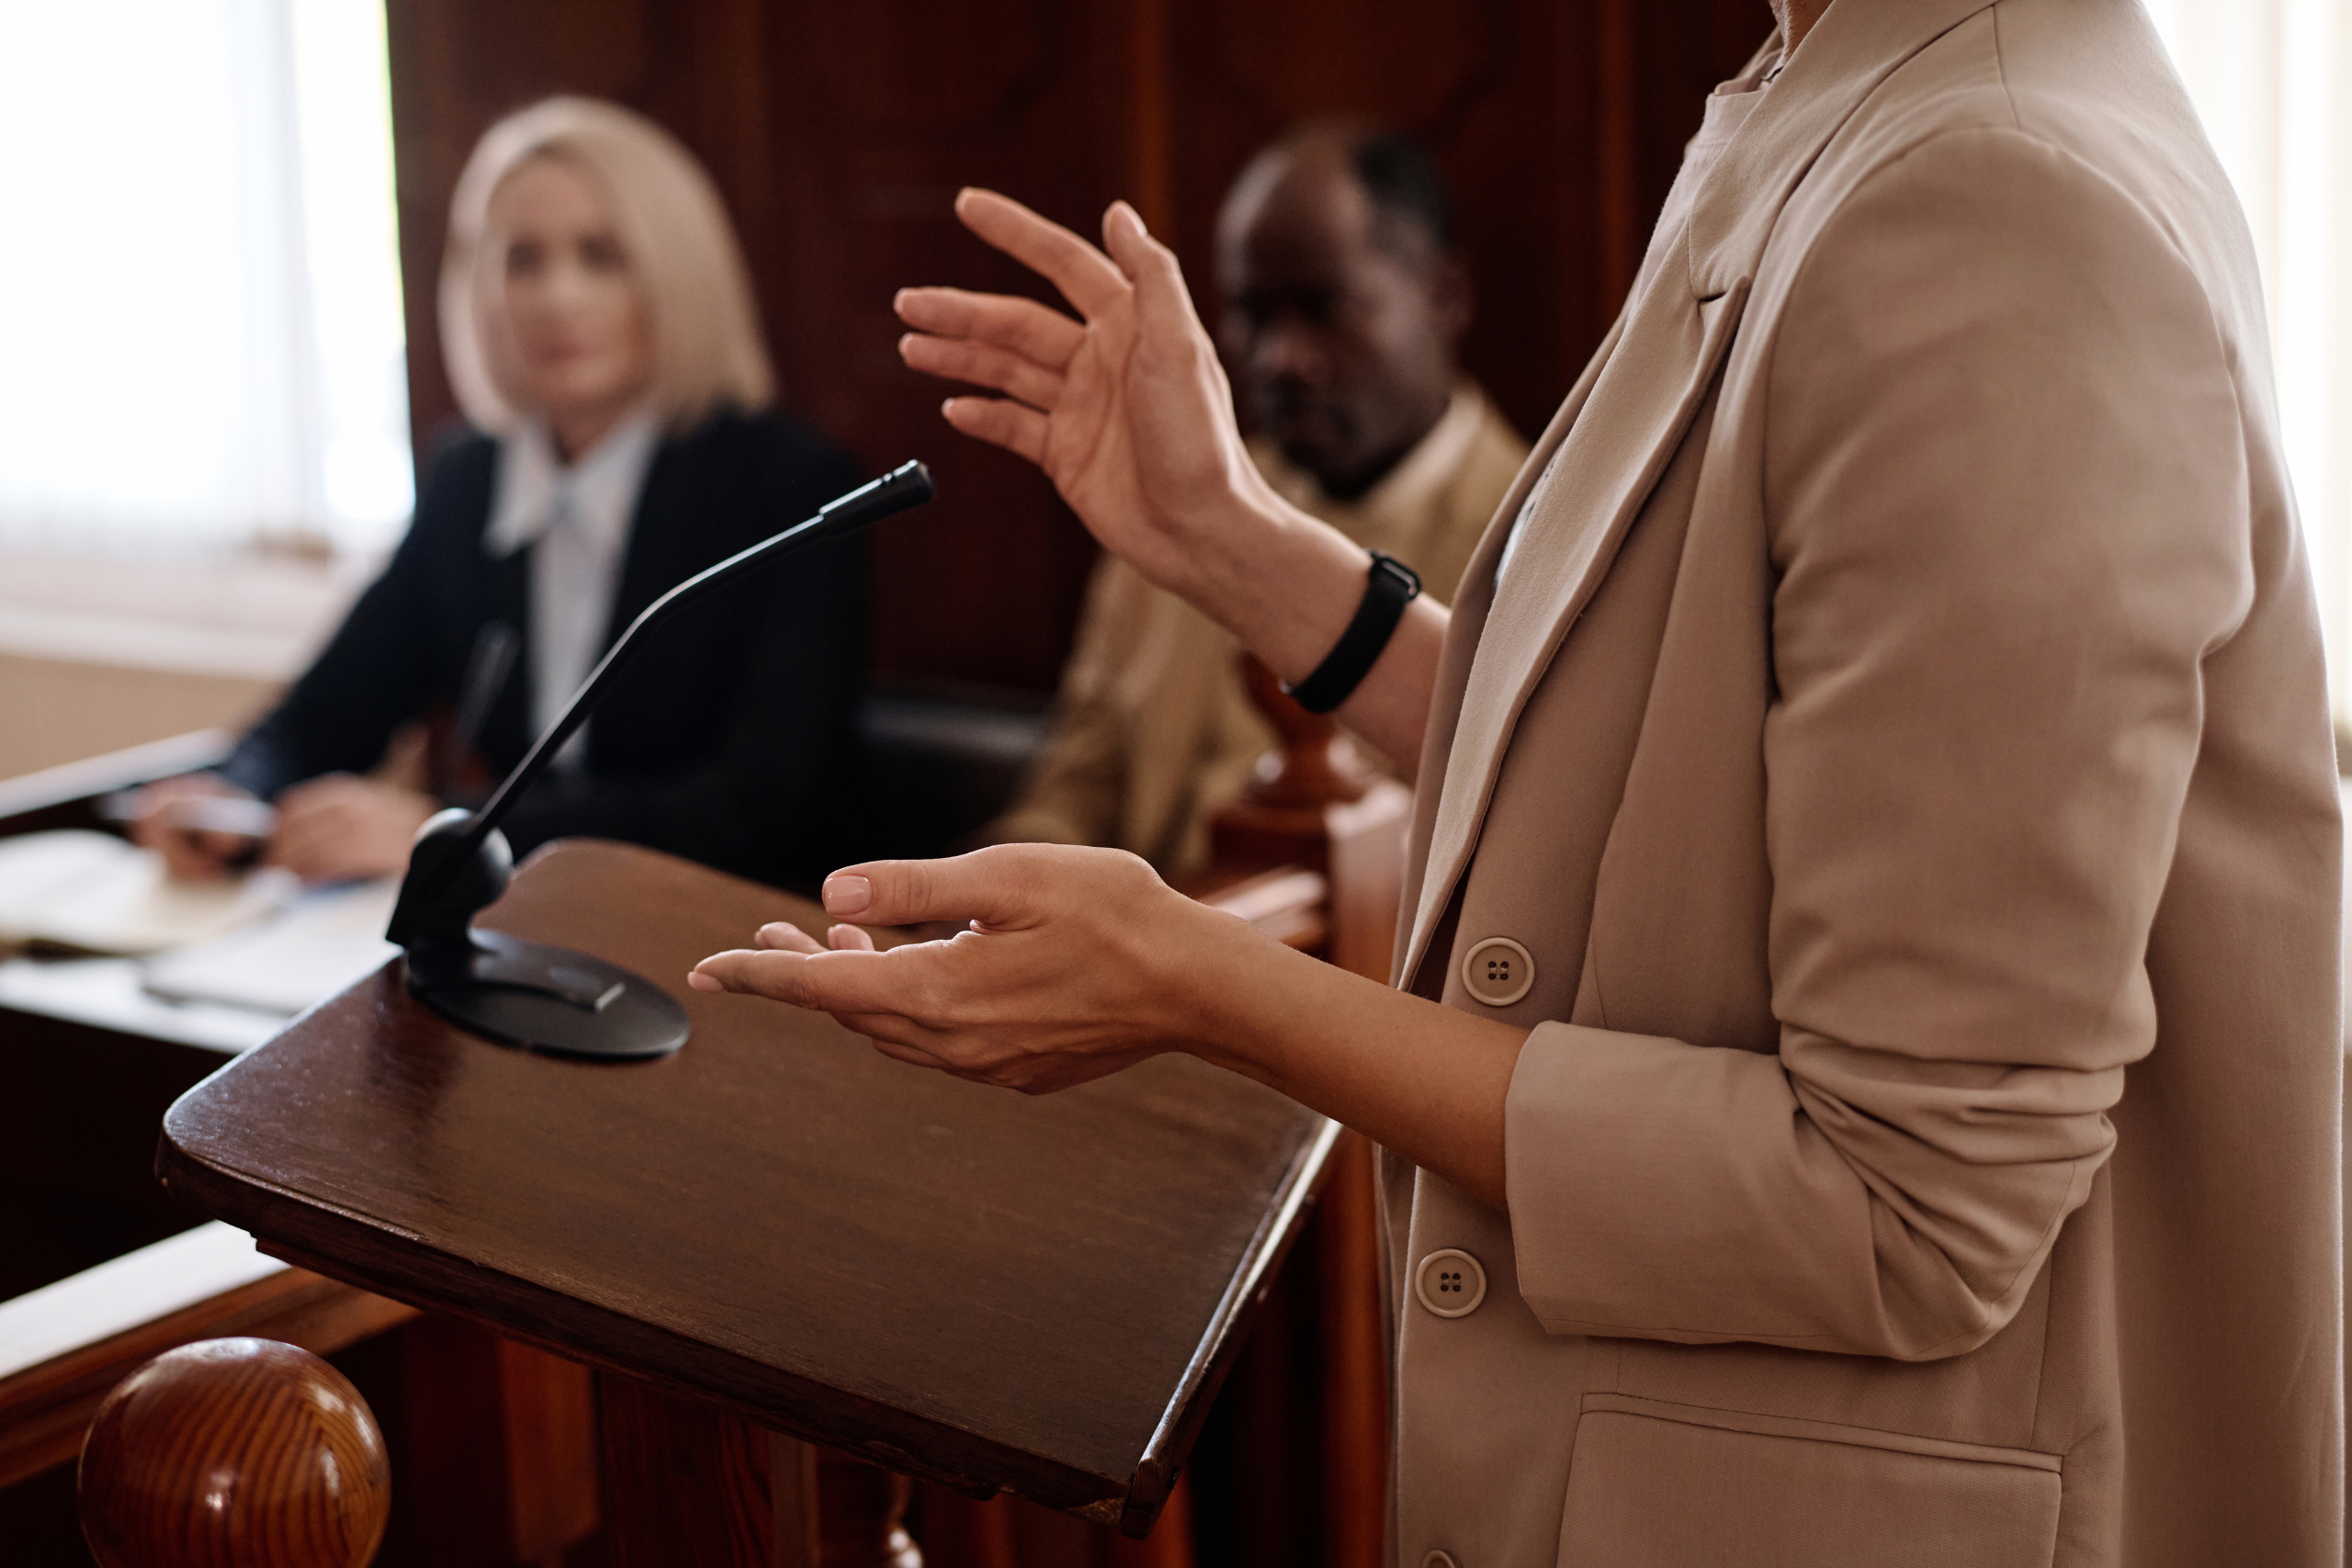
158;840;1334;1531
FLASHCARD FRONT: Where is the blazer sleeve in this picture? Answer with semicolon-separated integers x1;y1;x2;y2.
215;444;481;799
1502;129;2257;1359
496;436;868;888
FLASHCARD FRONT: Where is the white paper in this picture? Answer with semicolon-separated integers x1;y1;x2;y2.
0;829;296;954
0;830;128;941
0;955;284;1054
140;875;401;1016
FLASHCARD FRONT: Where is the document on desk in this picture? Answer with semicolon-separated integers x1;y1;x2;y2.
141;876;401;1017
0;829;296;954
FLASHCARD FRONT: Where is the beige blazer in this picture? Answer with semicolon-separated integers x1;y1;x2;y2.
992;384;1527;874
1386;3;2344;1565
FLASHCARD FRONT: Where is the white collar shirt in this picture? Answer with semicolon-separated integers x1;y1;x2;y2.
481;413;662;771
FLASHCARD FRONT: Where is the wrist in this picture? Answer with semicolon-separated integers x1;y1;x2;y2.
1147;893;1317;1089
1152;472;1289;615
1188;496;1371;682
1283;551;1421;714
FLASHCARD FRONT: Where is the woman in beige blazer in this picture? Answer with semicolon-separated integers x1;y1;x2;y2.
695;0;2344;1562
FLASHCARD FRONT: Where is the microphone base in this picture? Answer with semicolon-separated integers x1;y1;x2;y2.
403;929;688;1061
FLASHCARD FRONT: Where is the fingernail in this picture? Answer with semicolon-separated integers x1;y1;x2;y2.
687;970;721;992
824;874;872;916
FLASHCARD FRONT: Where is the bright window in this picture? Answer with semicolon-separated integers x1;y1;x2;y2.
0;0;411;558
2148;0;2352;729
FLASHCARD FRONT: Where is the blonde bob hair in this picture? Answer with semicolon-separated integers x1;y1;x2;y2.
439;96;774;434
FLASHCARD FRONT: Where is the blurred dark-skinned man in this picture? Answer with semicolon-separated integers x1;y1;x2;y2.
987;123;1529;875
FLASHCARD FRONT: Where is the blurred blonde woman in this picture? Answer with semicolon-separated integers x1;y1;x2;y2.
138;97;865;891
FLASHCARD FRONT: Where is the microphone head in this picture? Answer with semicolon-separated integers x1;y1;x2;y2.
817;460;936;532
890;458;935;502
386;808;513;952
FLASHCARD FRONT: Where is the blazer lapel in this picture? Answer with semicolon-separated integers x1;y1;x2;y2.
1398;0;1999;983
1400;263;1747;977
1390;315;1623;983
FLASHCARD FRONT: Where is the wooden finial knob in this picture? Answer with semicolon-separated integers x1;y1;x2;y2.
79;1337;391;1568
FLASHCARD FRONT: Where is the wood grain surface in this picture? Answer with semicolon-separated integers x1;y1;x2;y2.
0;1260;412;1492
157;840;1335;1531
78;1337;391;1568
595;1371;777;1567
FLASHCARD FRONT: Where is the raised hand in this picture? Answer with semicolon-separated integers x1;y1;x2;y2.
896;191;1280;607
897;188;1446;763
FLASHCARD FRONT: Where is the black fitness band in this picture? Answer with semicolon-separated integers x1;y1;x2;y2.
1283;550;1423;715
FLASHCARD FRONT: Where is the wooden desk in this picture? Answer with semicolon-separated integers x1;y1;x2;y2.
159;840;1334;1537
0;732;266;1302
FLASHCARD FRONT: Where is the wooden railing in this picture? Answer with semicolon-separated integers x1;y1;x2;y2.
0;1224;413;1492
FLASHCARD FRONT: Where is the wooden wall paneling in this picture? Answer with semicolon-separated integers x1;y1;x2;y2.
382;0;1762;694
1591;0;1645;313
1631;0;1778;208
752;0;1133;691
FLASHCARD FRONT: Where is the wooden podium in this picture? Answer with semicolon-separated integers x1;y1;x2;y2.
152;840;1338;1560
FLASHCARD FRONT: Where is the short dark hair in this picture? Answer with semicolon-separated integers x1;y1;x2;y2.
1348;130;1454;258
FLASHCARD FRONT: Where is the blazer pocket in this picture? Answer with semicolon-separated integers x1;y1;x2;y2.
1556;1393;2060;1568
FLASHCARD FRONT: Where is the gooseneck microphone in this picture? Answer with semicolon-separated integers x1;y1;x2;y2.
386;460;936;1059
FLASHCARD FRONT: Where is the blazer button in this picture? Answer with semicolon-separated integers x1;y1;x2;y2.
1461;936;1534;1007
1414;1247;1487;1318
1422;1551;1460;1568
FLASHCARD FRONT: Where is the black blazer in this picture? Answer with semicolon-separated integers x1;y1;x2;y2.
220;408;866;890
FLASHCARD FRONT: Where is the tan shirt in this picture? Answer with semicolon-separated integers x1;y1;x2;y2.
1383;3;2342;1564
990;382;1528;874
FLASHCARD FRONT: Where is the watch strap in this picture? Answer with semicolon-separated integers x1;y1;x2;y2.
1283;550;1423;715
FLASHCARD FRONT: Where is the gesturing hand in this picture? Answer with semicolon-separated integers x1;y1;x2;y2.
896;191;1278;606
687;843;1287;1094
